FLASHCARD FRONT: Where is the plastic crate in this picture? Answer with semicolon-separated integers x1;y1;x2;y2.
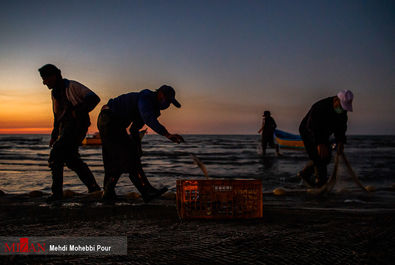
176;179;263;219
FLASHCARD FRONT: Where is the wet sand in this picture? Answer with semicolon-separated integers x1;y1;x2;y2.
0;190;394;264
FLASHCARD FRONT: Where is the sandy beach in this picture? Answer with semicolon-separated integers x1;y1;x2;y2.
1;190;394;264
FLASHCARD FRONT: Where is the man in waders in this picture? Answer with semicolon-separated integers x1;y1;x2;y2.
98;85;184;202
258;111;280;156
298;90;353;188
39;64;101;202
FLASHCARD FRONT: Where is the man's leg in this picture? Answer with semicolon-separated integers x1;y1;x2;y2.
101;138;122;199
128;150;167;202
261;138;267;156
48;150;64;200
103;173;121;200
65;150;100;193
59;115;101;193
298;160;315;187
101;152;120;199
98;110;114;194
103;167;111;191
275;144;281;156
128;169;167;203
47;137;67;201
65;123;100;193
313;147;331;187
299;134;320;187
98;109;125;199
314;164;328;187
268;135;281;156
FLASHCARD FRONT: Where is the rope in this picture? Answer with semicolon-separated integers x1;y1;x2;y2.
307;153;340;195
273;152;372;196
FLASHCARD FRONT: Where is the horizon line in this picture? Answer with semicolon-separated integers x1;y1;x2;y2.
1;128;394;136
1;132;394;136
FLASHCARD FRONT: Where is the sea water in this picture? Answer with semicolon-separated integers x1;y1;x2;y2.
0;134;394;195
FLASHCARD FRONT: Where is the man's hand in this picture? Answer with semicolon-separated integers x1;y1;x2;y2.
337;142;344;155
49;138;56;147
317;144;329;160
166;133;185;144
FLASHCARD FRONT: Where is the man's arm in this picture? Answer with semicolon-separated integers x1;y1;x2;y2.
138;95;184;143
258;119;265;133
72;91;100;116
50;118;59;147
68;81;100;116
49;95;59;147
137;94;169;136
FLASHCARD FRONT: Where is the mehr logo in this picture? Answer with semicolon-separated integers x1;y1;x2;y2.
4;238;45;253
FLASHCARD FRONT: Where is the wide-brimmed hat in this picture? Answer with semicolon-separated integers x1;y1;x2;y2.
337;90;353;112
158;85;181;108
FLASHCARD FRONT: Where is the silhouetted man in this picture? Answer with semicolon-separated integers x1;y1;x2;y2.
298;90;353;188
98;85;184;202
39;64;101;202
258;111;280;156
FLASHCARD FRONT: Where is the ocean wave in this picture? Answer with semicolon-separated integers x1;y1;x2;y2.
0;135;394;193
0;137;43;145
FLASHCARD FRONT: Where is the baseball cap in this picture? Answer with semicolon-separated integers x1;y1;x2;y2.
337;90;353;112
158;85;181;108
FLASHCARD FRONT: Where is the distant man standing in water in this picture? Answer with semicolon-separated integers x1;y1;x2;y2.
258;111;280;156
97;85;184;201
39;64;101;202
298;90;353;188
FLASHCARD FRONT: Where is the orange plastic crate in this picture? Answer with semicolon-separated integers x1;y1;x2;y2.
176;179;263;219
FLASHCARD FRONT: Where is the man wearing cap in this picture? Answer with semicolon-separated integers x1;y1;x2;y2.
258;111;280;156
97;85;184;201
298;90;353;188
38;64;101;202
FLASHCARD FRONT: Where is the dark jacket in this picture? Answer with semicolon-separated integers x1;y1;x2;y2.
262;116;277;137
106;89;168;136
299;97;347;145
51;79;100;140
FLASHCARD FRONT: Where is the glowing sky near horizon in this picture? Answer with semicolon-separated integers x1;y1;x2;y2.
0;0;394;134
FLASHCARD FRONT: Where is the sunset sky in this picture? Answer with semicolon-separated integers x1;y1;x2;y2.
0;0;394;134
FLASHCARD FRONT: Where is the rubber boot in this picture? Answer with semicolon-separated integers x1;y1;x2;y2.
128;168;167;203
298;160;316;187
102;174;121;201
137;166;168;195
314;165;328;188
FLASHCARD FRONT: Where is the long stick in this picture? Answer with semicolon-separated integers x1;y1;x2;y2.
341;153;368;192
